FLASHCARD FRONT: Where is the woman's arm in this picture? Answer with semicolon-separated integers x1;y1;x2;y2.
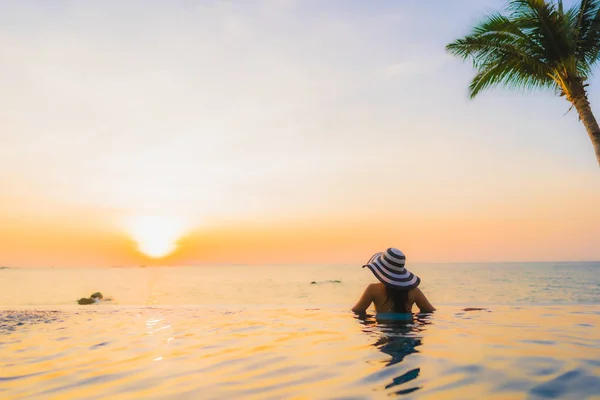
414;288;436;313
351;284;374;313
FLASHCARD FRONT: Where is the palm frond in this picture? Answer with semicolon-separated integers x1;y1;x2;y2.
573;0;600;41
558;0;564;15
508;0;571;64
446;10;555;98
447;34;549;73
447;0;600;98
470;12;547;58
571;0;600;68
468;50;556;98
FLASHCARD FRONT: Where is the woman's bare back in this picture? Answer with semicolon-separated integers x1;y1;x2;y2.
352;283;435;314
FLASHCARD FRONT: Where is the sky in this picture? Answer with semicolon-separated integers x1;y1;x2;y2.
1;0;599;267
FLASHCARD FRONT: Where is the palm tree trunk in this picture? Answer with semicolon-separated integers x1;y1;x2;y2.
571;89;600;167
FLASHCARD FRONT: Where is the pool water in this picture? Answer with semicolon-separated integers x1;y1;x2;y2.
1;263;599;399
1;305;599;399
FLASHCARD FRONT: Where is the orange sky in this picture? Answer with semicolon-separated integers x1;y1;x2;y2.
1;178;599;267
1;0;600;267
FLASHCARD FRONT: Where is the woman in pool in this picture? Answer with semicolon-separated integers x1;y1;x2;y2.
352;248;435;315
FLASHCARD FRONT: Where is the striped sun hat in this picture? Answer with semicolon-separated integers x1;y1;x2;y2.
362;248;421;290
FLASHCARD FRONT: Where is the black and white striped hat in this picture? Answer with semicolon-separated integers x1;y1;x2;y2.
362;248;420;291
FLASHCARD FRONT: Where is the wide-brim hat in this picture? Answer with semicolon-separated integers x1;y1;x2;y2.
362;248;420;291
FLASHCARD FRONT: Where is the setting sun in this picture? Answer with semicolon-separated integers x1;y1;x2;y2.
126;216;185;258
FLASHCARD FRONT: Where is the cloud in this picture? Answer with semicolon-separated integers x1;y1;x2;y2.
382;54;451;79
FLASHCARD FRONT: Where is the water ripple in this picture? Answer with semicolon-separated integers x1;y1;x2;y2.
1;305;599;399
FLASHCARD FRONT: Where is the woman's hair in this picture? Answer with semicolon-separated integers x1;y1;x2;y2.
383;286;411;313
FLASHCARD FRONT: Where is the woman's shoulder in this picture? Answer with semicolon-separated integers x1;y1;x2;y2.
369;283;420;294
407;286;423;298
367;282;387;292
366;284;422;299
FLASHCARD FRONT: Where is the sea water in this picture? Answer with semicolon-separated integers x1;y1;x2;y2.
1;262;599;399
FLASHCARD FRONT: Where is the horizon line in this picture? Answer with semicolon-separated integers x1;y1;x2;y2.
2;259;599;269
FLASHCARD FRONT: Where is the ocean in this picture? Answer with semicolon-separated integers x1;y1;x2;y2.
1;262;599;399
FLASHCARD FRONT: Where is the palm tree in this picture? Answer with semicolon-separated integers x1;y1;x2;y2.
446;0;600;166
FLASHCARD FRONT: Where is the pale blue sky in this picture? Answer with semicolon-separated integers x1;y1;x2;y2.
0;0;599;262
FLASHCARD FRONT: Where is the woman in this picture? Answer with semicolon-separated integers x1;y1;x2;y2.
352;248;435;315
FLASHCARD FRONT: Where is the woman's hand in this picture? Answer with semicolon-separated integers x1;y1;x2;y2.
414;288;436;313
351;284;375;313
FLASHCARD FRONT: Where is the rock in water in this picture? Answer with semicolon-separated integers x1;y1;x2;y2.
77;292;104;305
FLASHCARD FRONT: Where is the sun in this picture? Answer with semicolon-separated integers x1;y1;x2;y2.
126;216;185;258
